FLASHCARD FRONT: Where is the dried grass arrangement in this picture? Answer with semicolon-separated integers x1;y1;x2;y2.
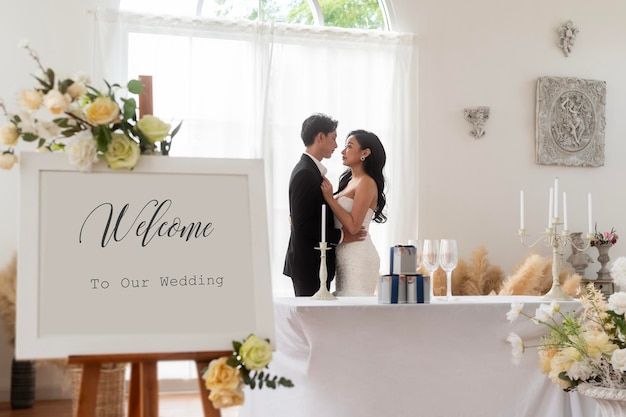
498;252;581;297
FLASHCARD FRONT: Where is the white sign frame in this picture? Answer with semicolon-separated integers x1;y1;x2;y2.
17;152;274;359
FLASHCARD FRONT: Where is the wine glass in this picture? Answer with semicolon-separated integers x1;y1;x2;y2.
440;239;458;301
421;239;440;301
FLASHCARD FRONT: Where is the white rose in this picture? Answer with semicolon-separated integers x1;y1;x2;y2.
608;292;626;315
0;152;18;170
611;349;626;372
66;131;99;172
43;90;71;115
66;81;87;100
0;124;19;146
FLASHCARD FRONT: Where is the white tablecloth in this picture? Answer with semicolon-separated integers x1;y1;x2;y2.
239;296;596;417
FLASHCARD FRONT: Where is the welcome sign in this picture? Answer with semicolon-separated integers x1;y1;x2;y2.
16;153;274;359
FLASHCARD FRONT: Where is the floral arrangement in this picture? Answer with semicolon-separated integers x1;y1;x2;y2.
591;224;618;247
506;284;626;391
202;334;293;409
0;42;181;172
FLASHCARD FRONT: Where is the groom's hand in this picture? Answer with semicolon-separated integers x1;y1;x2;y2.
342;227;367;243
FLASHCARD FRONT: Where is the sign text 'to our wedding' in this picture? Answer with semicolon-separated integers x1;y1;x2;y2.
78;198;215;247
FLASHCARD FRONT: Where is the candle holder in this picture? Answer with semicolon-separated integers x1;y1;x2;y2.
519;219;592;301
311;242;337;300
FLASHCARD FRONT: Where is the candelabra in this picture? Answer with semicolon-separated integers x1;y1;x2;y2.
311;242;337;300
519;219;592;301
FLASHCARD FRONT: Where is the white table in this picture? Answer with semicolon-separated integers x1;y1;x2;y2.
239;296;595;417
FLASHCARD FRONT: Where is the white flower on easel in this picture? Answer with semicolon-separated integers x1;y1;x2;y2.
610;256;626;292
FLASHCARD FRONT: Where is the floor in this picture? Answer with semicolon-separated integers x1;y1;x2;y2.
0;393;240;417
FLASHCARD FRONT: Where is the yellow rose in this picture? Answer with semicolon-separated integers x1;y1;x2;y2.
208;387;244;409
137;115;171;143
240;335;272;371
0;124;19;146
203;357;242;391
18;89;43;111
86;96;120;125
0;153;18;170
103;133;140;170
43;89;71;114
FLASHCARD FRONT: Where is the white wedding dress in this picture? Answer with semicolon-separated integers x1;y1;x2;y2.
334;196;380;296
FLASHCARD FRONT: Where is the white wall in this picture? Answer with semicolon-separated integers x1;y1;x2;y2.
1;0;626;401
389;0;626;276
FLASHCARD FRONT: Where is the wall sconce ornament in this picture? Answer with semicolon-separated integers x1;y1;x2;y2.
558;20;578;57
464;106;490;139
536;76;605;167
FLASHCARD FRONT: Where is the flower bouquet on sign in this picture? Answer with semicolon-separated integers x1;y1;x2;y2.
0;41;181;171
202;334;294;409
506;284;626;392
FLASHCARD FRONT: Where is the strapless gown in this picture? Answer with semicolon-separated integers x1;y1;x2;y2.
334;196;380;296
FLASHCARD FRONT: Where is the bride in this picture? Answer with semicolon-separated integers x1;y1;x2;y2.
321;129;387;296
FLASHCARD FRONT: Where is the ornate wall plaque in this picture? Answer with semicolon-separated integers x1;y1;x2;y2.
464;106;490;139
536;76;606;167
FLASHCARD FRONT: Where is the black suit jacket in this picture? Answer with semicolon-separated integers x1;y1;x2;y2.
283;154;342;296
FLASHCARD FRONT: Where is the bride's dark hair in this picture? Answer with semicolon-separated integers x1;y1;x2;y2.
336;129;387;223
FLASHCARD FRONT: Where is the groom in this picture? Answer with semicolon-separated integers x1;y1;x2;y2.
283;113;366;296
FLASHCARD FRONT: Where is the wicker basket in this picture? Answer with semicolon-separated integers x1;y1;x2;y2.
70;365;126;417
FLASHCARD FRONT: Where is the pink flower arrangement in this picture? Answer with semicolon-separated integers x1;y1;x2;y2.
591;224;618;247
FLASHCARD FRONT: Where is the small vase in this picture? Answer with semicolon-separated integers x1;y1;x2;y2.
596;243;613;280
577;384;626;417
10;358;36;409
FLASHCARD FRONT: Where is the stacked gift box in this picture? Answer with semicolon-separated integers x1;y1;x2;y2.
378;245;430;304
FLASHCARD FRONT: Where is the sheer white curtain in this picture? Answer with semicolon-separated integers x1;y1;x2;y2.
93;10;416;299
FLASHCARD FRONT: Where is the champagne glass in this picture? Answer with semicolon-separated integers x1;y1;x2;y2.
440;239;458;301
421;239;440;301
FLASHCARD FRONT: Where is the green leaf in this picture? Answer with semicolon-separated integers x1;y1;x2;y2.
46;68;55;86
122;98;137;121
59;78;74;95
21;132;39;142
127;79;143;94
225;355;239;368
95;125;111;153
233;341;242;352
170;121;183;138
37;138;46;148
279;377;294;388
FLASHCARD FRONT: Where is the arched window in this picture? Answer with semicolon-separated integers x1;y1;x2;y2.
119;0;389;30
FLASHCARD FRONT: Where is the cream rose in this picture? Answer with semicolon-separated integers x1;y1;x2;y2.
583;330;617;359
103;133;140;170
208;387;244;409
203;357;242;391
43;89;71;115
240;335;272;371
18;89;43;111
66;81;87;100
66;131;99;172
136;115;171;143
611;348;626;372
0;152;18;170
0;124;19;146
85;96;120;126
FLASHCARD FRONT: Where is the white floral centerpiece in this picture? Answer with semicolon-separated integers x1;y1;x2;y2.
506;284;626;392
0;42;180;171
202;334;293;409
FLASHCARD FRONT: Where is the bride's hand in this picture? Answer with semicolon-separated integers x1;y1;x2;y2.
320;177;334;201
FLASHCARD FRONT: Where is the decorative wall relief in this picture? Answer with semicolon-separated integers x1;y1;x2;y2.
536;77;605;167
558;20;578;57
464;106;490;139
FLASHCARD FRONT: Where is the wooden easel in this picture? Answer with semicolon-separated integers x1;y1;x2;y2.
69;351;231;417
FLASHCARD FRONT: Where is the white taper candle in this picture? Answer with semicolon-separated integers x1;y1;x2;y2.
519;190;524;230
548;187;554;228
554;178;559;218
321;204;326;243
563;192;568;230
587;193;593;233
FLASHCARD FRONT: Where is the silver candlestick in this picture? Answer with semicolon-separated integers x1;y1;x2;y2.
311;242;337;300
519;219;592;301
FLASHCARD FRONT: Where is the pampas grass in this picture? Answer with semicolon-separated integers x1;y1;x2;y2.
0;251;17;346
499;252;581;297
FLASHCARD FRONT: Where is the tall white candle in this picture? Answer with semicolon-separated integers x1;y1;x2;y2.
554;178;559;218
519;190;524;230
563;192;568;230
548;187;554;228
321;204;326;243
587;193;593;233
